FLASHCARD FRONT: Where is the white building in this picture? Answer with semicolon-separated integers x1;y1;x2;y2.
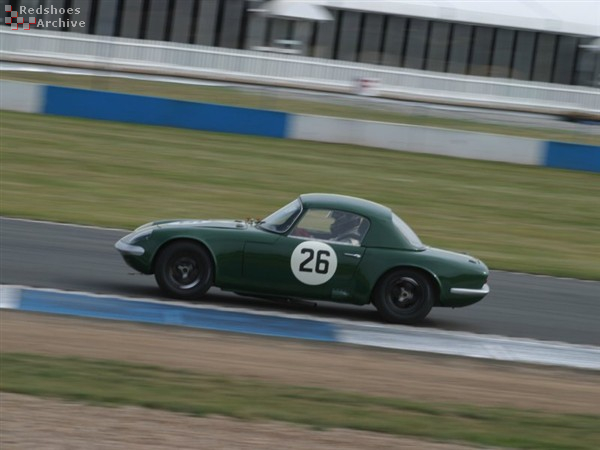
5;0;599;86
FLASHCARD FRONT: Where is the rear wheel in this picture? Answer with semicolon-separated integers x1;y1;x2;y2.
154;242;213;299
372;269;434;324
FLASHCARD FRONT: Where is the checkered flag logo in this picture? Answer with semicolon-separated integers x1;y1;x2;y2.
5;5;36;30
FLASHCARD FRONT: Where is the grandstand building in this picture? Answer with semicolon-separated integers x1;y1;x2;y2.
5;0;599;87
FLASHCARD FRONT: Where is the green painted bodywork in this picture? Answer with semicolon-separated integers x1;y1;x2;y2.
117;194;489;307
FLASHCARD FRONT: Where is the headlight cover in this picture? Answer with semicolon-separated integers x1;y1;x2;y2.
135;222;156;232
122;228;153;245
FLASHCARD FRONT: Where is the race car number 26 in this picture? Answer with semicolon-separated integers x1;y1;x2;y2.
291;241;338;285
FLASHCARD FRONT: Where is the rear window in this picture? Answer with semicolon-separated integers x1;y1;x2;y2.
392;214;424;248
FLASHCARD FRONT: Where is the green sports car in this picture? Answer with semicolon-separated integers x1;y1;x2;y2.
115;193;489;324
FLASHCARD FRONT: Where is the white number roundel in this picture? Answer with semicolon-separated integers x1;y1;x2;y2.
291;241;338;285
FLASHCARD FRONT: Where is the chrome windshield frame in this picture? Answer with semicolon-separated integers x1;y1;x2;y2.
257;198;304;234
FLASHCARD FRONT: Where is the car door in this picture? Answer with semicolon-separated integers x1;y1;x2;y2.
241;209;369;301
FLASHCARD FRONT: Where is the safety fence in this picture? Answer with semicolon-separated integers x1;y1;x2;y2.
1;80;599;172
1;28;599;116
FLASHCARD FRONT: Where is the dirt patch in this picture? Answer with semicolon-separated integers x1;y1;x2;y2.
2;312;598;413
1;311;599;449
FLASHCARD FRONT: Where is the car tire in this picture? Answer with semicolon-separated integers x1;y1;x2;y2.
372;269;434;324
154;241;213;300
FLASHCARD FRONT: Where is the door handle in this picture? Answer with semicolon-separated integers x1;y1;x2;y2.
344;253;362;259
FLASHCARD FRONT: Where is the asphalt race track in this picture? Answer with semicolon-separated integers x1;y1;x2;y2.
1;217;599;346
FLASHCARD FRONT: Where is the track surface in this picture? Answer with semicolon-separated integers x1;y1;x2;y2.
1;217;599;346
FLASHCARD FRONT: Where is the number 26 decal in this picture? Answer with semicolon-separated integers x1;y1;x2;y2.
299;248;330;274
291;241;338;285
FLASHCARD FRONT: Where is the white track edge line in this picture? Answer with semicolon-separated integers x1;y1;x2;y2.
1;216;128;232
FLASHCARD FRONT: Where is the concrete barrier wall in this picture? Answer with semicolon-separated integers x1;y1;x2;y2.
1;80;598;172
0;80;43;113
288;114;545;165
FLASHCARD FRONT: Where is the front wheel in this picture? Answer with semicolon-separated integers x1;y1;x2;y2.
372;269;434;324
154;242;213;299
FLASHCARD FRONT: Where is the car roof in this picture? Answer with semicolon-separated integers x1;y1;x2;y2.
298;193;420;250
299;193;391;220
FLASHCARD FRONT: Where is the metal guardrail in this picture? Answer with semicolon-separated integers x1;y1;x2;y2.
1;28;599;115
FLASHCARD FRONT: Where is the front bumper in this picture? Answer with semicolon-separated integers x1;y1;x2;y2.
450;284;490;296
115;239;145;256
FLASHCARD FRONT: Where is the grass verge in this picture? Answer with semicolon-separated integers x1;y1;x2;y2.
2;353;599;450
1;111;599;279
3;70;599;145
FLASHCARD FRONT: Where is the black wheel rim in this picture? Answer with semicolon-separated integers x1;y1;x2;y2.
386;276;422;310
168;255;203;289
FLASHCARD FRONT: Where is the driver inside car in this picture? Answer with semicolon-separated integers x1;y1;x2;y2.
329;211;362;245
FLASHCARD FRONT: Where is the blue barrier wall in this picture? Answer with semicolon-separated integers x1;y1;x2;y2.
2;80;599;173
43;86;289;138
544;141;600;173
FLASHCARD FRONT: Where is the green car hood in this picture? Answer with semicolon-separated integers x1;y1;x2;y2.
137;219;248;231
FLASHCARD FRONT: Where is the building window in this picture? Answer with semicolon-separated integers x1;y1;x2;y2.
291;21;314;56
218;0;244;48
426;21;450;72
381;16;407;67
553;35;579;84
118;0;142;38
70;0;94;34
336;10;361;61
575;38;599;86
245;9;268;49
404;18;429;70
512;30;536;80
447;23;473;74
469;26;494;76
312;10;338;58
92;0;118;36
194;0;220;45
145;0;169;40
359;13;384;64
170;0;196;43
531;33;556;82
490;28;515;78
266;18;289;46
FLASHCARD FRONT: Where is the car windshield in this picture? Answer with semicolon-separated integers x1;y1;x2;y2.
392;213;425;248
259;199;303;234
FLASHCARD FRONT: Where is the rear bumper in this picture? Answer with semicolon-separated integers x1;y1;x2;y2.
450;283;490;296
440;283;490;307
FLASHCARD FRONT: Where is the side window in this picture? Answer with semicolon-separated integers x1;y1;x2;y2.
290;209;369;246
